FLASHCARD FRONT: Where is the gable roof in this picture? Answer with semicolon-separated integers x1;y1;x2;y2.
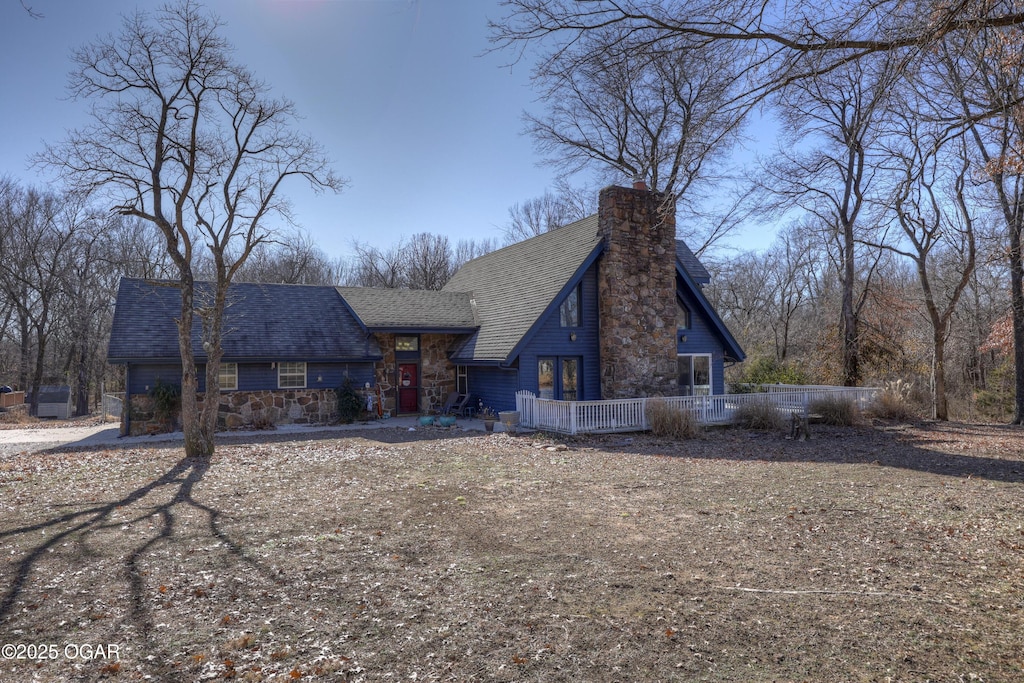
443;215;604;363
676;240;711;284
336;287;477;332
676;263;745;363
108;278;380;363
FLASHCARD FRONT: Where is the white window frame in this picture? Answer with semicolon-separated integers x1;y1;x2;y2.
218;362;238;391
278;361;307;389
678;353;712;396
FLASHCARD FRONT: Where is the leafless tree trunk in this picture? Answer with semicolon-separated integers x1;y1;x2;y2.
757;57;896;385
938;32;1024;423
0;184;83;414
878;108;977;419
39;3;343;455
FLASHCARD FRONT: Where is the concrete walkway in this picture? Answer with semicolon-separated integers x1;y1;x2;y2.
0;416;512;453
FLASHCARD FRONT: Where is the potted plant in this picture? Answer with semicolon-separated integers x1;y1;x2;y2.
438;401;458;427
479;406;497;432
419;410;436;427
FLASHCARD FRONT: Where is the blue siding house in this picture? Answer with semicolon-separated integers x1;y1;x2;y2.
108;184;743;431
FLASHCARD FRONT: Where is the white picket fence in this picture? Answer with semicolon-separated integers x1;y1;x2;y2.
515;385;880;435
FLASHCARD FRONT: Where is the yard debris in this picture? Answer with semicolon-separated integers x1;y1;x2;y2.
1;421;1022;681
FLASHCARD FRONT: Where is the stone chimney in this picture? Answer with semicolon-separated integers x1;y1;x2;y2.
597;184;678;398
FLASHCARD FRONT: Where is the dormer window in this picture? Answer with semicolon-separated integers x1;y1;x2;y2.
560;284;581;327
677;299;690;330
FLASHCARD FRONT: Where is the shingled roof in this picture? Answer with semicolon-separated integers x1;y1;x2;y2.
676;240;711;284
108;279;379;363
336;287;477;331
443;215;604;363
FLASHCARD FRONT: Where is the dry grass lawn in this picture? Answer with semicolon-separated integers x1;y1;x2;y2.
1;421;1022;682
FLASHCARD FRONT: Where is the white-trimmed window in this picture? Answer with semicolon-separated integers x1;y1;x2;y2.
678;354;711;396
218;362;238;391
278;362;307;389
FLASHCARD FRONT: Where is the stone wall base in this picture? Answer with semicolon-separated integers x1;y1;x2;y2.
124;389;340;436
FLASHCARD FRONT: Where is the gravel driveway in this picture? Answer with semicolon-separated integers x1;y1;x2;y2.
0;416;495;456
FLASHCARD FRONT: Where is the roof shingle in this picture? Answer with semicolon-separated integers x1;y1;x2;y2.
443;215;603;362
108;279;377;362
336;287;477;330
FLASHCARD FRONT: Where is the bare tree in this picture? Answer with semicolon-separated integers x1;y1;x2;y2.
345;234;499;289
104;215;176;280
39;2;343;456
60;211;121;416
347;240;407;288
405;233;453;290
453;237;499;269
492;0;1024;100
518;19;749;249
757;56;897;385
707;220;825;364
235;232;342;285
936;27;1024;423
503;189;588;243
879;111;977;419
0;184;85;414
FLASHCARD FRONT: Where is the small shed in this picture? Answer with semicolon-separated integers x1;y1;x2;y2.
33;385;72;419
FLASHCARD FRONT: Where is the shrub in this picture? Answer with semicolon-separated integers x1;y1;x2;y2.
732;396;783;431
729;357;810;393
646;399;699;439
870;379;917;421
336;378;363;424
0;404;34;424
148;378;181;424
251;409;277;431
972;360;1015;421
809;396;860;426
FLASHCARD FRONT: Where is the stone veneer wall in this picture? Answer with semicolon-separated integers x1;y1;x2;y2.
419;334;459;412
597;185;678;398
373;333;459;415
374;333;398;415
124;389;338;436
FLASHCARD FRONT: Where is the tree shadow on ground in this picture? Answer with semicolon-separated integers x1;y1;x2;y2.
0;454;271;652
580;420;1024;484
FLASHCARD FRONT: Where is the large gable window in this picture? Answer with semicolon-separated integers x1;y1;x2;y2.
677;299;690;330
560;284;581;327
278;362;307;389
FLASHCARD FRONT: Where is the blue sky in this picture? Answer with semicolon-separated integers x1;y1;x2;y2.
1;0;773;261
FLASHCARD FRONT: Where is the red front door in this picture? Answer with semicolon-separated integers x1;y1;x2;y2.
398;363;419;414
